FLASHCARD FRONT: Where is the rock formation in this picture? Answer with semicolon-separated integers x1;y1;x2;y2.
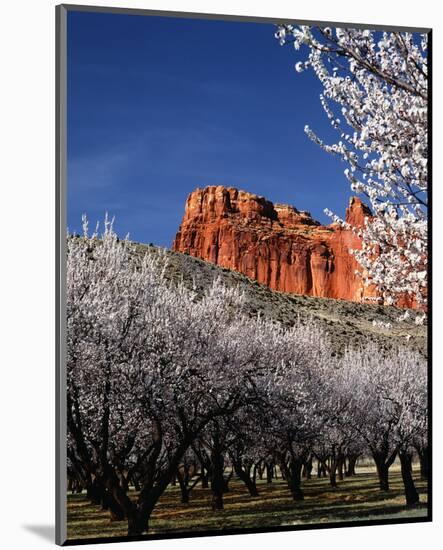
172;185;382;304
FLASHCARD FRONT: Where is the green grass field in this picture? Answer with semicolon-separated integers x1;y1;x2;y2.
67;465;428;540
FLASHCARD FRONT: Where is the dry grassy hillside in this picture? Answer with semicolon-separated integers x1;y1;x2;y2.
136;243;427;357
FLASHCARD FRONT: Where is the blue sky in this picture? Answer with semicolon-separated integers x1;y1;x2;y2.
68;10;353;247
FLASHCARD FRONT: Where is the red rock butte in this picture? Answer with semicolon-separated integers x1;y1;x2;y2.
172;185;388;304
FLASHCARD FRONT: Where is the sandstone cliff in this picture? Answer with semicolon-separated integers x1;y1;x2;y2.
172;185;379;304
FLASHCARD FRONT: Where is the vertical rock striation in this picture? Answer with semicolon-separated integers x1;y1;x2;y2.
173;185;381;303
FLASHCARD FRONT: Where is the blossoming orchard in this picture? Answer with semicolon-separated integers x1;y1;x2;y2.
66;219;427;537
275;26;428;309
64;17;429;541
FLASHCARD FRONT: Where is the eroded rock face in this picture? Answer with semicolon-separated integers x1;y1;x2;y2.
173;186;379;303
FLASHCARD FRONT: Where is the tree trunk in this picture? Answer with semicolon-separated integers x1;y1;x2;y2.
103;490;126;521
127;507;151;537
266;462;274;484
87;478;103;505
373;451;396;492
317;461;327;478
117;471;129;492
126;446;190;535
399;451;419;506
176;468;190;504
372;446;397;491
201;471;209;489
233;462;259;497
375;461;390;491
223;467;233;493
131;476;141;492
337;457;344;481
303;456;313;479
328;459;338;488
89;478;125;520
287;458;304;501
211;449;225;510
346;455;358;477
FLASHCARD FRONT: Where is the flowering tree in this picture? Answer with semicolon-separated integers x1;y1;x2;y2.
67;219;270;535
259;320;333;501
68;215;427;531
309;369;361;489
390;349;427;505
174;448;201;504
275;26;428;307
337;343;427;503
226;407;267;497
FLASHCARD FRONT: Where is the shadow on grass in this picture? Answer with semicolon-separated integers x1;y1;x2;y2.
66;468;429;540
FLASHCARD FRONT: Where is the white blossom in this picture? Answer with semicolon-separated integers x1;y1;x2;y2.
276;25;428;309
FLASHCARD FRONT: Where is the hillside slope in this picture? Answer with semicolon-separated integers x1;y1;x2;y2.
136;243;427;356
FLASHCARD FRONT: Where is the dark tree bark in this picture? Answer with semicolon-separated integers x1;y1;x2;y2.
175;463;202;504
210;443;225;510
280;456;304;501
346;454;358;477
257;462;264;480
329;465;338;488
375;461;390;491
86;478;102;505
91;419;193;536
316;460;327;478
223;467;233;493
201;468;209;489
130;475;141;492
68;477;83;494
315;453;339;488
192;445;211;488
266;462;274;484
399;451;420;506
415;445;428;480
176;467;190;504
288;458;304;500
372;449;397;491
126;444;190;536
102;488;126;521
73;465;124;521
117;471;129;492
302;456;313;479
233;461;259;497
